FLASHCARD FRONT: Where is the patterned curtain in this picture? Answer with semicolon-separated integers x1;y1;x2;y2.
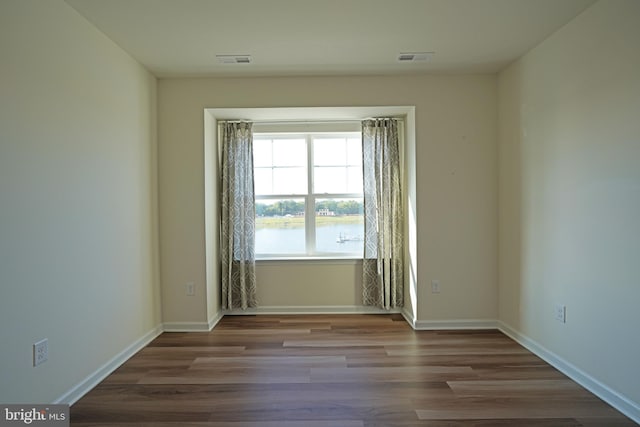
220;122;257;309
362;118;404;309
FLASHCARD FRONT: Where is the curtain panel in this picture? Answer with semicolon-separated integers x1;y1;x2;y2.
220;121;257;309
362;118;404;309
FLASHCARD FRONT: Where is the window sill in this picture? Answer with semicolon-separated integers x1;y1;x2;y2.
256;257;362;265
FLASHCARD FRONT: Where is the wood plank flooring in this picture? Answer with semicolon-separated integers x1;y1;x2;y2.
71;314;636;426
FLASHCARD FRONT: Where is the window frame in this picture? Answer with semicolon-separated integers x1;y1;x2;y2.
254;131;364;260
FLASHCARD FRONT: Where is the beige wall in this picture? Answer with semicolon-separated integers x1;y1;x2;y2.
498;0;640;407
0;0;160;403
158;74;498;325
256;261;363;307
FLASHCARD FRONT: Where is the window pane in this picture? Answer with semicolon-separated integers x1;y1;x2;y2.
253;131;364;258
346;138;362;165
346;166;363;193
273;167;307;194
313;138;346;166
273;139;306;166
254;168;272;195
253;139;272;167
314;166;347;193
315;198;364;254
255;199;305;255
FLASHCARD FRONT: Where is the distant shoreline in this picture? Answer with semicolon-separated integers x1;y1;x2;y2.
256;215;363;229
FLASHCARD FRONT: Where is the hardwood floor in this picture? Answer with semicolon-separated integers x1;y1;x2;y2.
71;314;636;426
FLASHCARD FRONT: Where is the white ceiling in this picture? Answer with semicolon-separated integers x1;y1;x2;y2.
64;0;596;78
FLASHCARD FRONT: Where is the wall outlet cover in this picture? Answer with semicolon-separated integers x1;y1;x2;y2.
33;339;48;366
431;280;441;294
186;282;195;296
554;304;566;323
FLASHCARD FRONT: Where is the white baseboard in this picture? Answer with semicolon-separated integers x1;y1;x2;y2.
399;307;497;331
54;325;163;406
162;321;212;332
413;318;499;330
163;311;225;332
208;310;224;329
401;307;416;328
498;321;640;424
223;305;402;316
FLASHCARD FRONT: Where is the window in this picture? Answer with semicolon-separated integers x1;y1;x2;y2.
254;132;363;258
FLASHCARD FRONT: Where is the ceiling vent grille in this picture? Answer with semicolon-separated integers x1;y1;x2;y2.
216;54;252;64
397;52;434;62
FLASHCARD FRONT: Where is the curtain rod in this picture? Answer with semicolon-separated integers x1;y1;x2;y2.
218;117;404;125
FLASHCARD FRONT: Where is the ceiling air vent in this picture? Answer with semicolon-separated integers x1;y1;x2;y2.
216;54;252;64
397;52;434;62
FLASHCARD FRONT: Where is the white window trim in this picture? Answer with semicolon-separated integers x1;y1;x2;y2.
254;131;364;259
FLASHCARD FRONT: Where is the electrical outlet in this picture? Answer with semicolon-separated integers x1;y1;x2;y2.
186;282;195;296
554;304;566;323
431;280;441;294
33;339;48;366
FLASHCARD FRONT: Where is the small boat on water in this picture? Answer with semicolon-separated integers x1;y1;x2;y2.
336;233;364;243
